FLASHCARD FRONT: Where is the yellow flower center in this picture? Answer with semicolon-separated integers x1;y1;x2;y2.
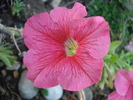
64;37;78;56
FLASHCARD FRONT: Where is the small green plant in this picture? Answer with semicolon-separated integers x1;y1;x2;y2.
96;41;133;89
11;0;26;16
0;43;17;67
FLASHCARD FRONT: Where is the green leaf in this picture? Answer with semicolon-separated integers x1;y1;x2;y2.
96;66;108;90
125;64;132;71
108;74;114;89
122;51;133;61
103;54;111;60
8;56;17;65
2;50;13;54
116;60;124;68
108;54;118;64
0;54;12;67
99;81;105;90
109;41;121;53
41;89;48;96
0;43;17;67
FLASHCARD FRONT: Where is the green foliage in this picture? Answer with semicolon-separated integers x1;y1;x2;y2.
0;43;17;67
86;0;133;50
41;89;49;96
109;41;121;54
11;0;26;16
96;41;133;89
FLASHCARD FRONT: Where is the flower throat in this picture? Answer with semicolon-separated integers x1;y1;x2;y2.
64;37;78;56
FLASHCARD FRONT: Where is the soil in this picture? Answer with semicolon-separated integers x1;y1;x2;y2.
0;0;112;100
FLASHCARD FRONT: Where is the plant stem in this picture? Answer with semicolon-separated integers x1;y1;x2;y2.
78;89;86;100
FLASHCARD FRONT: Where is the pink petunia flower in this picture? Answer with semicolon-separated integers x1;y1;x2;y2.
23;2;110;91
108;69;133;100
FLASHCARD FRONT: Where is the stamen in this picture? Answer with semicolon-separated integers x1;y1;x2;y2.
64;37;78;56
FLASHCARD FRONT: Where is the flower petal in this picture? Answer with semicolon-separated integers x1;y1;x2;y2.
129;69;133;82
23;13;49;49
49;2;87;37
58;52;104;91
115;69;131;96
124;85;133;100
67;17;110;59
23;12;67;49
50;2;87;23
23;41;65;88
108;86;133;100
108;91;125;100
